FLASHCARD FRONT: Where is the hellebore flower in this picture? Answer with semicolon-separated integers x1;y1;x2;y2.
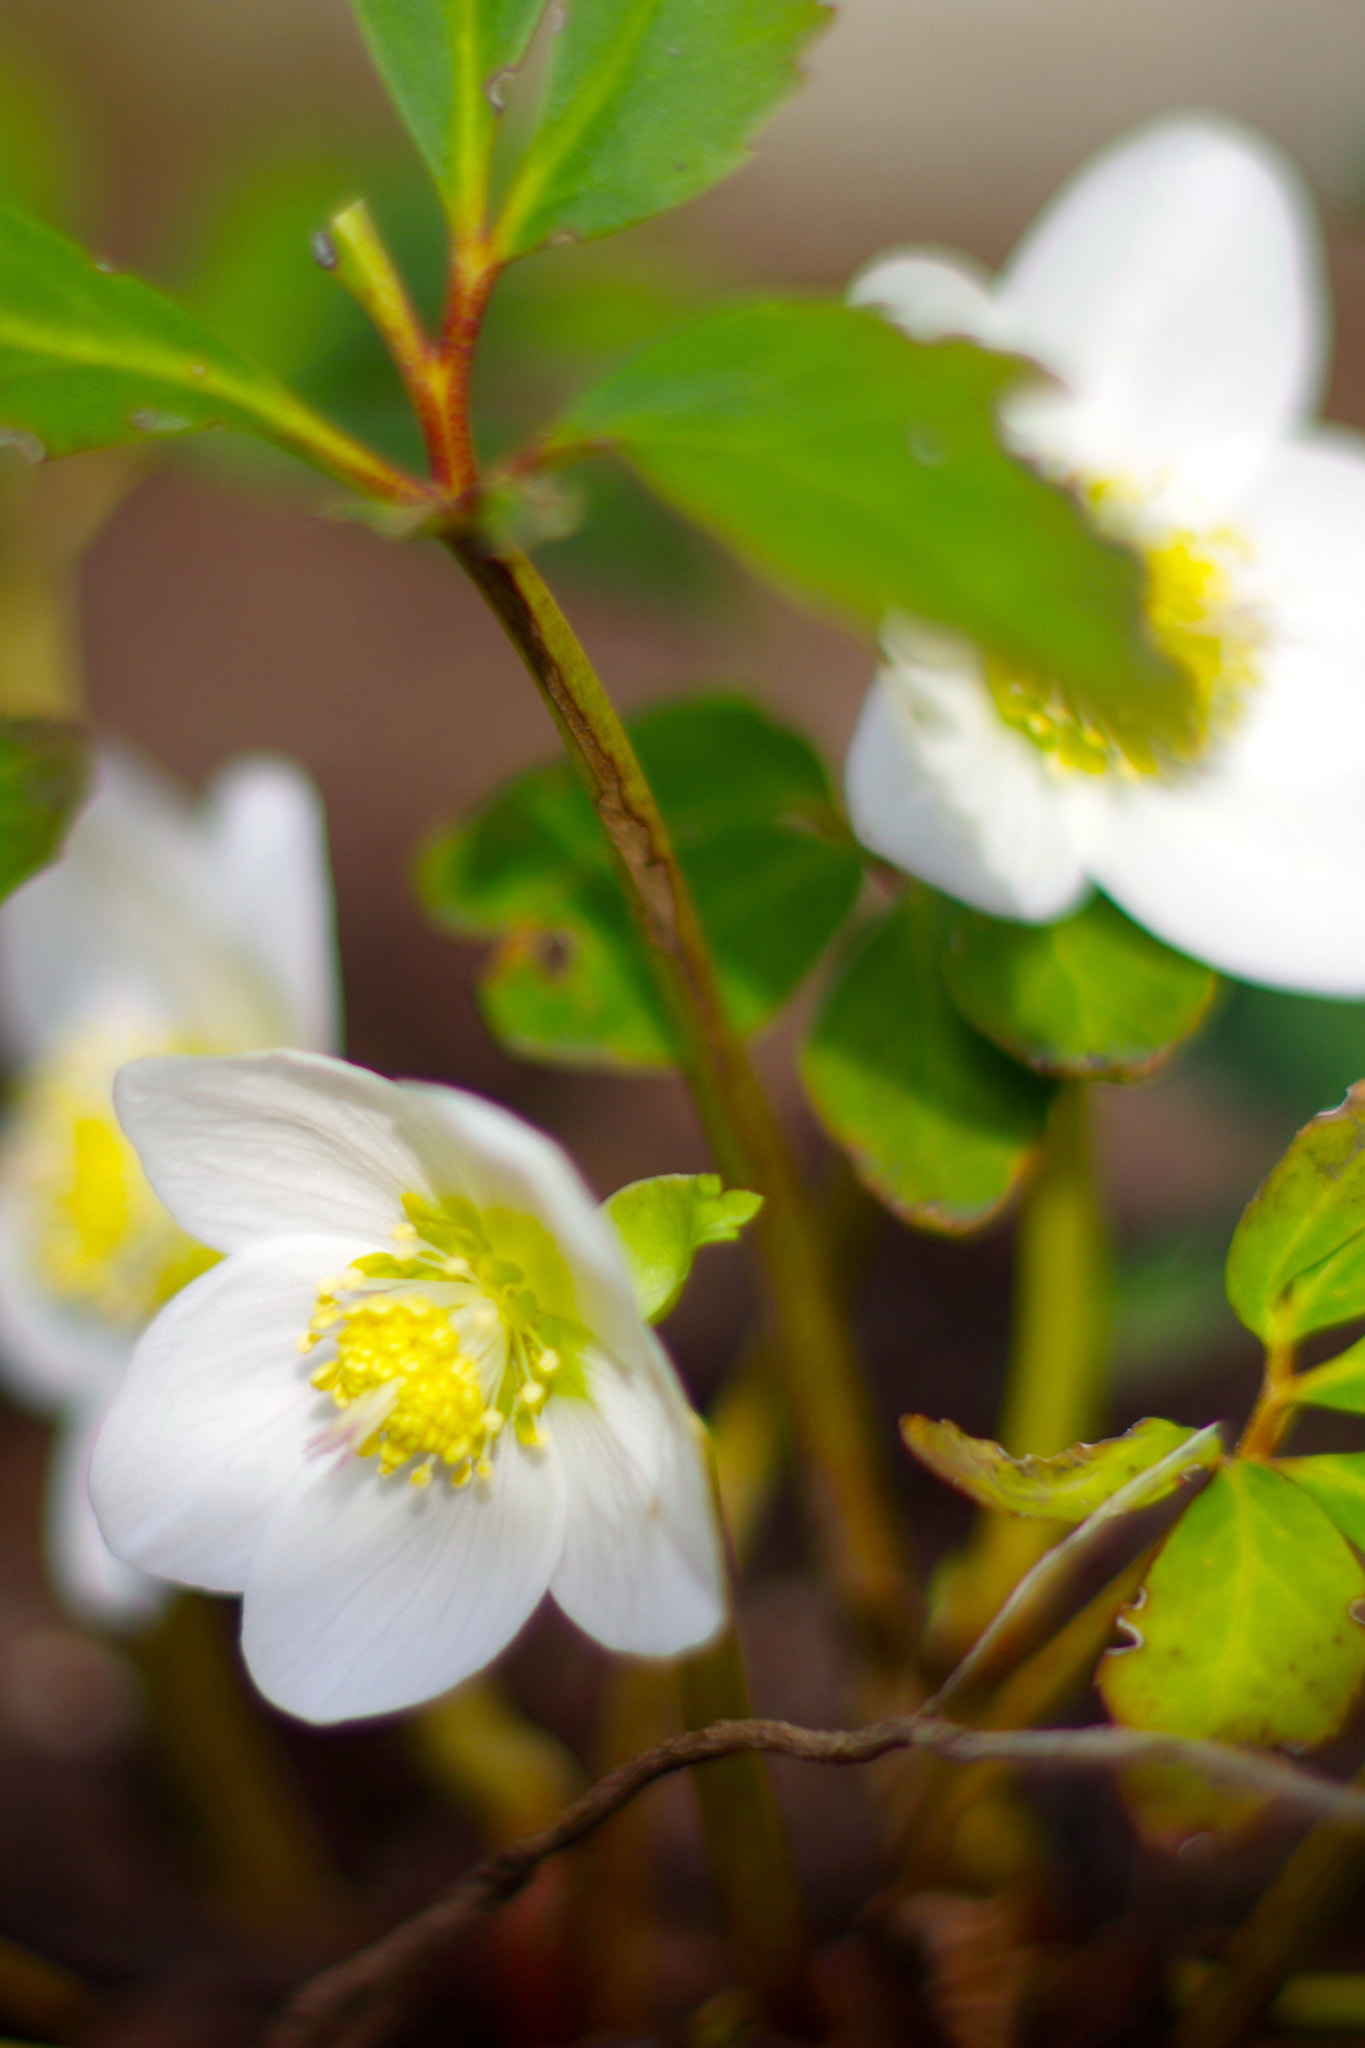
845;115;1365;993
89;1050;726;1723
0;749;339;1625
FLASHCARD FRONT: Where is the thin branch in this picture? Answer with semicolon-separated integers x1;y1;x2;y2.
268;1710;1365;2048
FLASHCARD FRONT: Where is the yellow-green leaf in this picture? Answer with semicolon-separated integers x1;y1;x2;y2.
945;896;1218;1081
1277;1453;1365;1552
1290;1340;1365;1418
1099;1461;1365;1747
604;1173;762;1323
901;1414;1212;1524
493;0;829;258
1225;1084;1365;1344
800;891;1054;1235
0;201;417;503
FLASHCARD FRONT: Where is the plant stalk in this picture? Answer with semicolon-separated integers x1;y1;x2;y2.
445;533;917;1692
929;1081;1111;1666
679;1623;814;2032
137;1594;341;1926
1167;1767;1365;2048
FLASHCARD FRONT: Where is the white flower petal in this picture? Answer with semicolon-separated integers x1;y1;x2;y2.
0;746;282;1062
48;1393;168;1631
549;1350;724;1657
1214;643;1365;790
0;1184;133;1409
1237;429;1365;659
201;757;341;1056
845;651;1090;922
848;251;1000;345
89;1233;368;1592
399;1081;652;1372
113;1052;432;1252
995;116;1324;491
1089;773;1365;995
241;1435;567;1723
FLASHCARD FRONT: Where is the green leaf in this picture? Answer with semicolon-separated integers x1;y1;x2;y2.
945;896;1218;1081
493;0;828;259
551;302;1195;765
352;0;543;222
1277;1454;1365;1552
1289;1340;1365;1417
799;891;1054;1235
604;1173;763;1322
0;717;86;901
1225;1084;1365;1345
901;1414;1215;1523
0;202;412;501
418;694;863;1067
1099;1460;1365;1747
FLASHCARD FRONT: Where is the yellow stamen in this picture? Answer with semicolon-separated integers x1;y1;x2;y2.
4;1025;218;1328
987;508;1262;777
303;1192;590;1489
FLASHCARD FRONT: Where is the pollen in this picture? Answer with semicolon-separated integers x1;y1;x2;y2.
303;1191;588;1488
986;509;1262;777
3;1025;217;1328
309;1294;497;1484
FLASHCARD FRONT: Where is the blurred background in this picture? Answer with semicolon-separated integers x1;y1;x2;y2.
0;1;1363;2041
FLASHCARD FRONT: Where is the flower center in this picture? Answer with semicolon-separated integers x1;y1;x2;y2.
301;1192;587;1489
986;511;1262;777
3;1022;217;1329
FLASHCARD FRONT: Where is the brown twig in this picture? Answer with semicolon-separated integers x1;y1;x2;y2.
268;1710;1365;2048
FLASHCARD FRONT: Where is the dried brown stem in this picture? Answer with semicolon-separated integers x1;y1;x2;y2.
268;1711;1365;2048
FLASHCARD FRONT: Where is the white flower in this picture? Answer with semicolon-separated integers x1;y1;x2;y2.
88;1050;726;1723
845;115;1365;995
0;747;339;1627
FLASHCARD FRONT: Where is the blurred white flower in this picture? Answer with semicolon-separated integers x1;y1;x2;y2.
0;749;339;1627
90;1050;725;1723
846;115;1365;994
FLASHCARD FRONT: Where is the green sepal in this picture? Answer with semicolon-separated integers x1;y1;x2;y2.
1099;1460;1365;1749
0;717;87;902
901;1414;1217;1524
417;694;863;1068
0;200;411;501
1225;1083;1365;1345
493;0;829;258
604;1173;763;1323
551;301;1195;766
945;896;1218;1081
799;890;1055;1235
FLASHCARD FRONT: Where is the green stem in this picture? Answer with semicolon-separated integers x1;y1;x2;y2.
445;534;918;1693
929;1081;1111;1666
1168;1767;1365;2048
137;1595;342;1926
676;1434;811;2029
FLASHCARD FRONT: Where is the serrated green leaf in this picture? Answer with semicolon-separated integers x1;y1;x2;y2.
945;896;1217;1081
551;301;1196;765
418;694;863;1067
493;0;828;259
353;0;543;224
1277;1454;1365;1553
1099;1460;1365;1748
1225;1084;1365;1346
902;1414;1213;1524
800;890;1054;1235
0;202;413;502
0;717;86;901
604;1173;762;1322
